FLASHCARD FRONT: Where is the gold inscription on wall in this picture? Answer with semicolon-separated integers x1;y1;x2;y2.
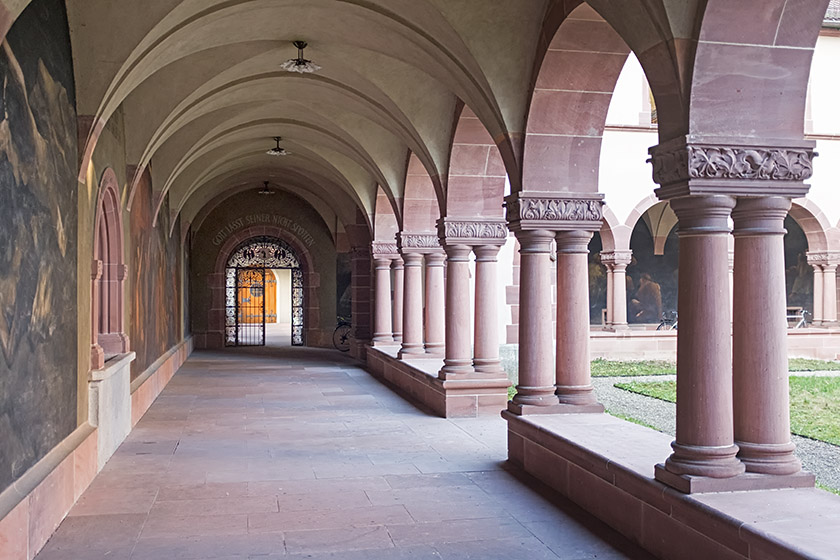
212;214;316;247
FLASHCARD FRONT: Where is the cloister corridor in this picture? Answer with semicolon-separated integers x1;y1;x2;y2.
33;348;648;560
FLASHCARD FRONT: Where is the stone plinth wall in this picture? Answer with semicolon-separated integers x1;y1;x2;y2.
366;346;509;417
130;337;193;426
504;412;840;560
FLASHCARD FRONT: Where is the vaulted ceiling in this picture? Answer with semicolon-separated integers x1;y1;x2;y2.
61;0;551;231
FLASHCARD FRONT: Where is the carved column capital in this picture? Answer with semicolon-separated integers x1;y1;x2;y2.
371;241;399;259
806;251;840;268
505;192;603;232
437;218;508;247
397;231;441;255
648;136;816;200
600;250;633;268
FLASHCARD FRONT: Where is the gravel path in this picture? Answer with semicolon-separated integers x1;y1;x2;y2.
593;375;840;492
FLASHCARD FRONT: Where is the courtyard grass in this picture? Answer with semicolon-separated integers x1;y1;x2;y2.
614;377;840;447
590;358;675;377
788;358;840;372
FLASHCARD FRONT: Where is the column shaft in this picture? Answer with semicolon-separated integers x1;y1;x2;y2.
398;253;424;357
440;244;473;377
391;258;404;342
371;257;393;344
732;196;800;475
612;264;628;327
555;231;600;408
605;263;614;325
424;252;446;354
510;230;557;409
824;265;838;323
812;264;824;325
658;195;744;480
474;245;503;374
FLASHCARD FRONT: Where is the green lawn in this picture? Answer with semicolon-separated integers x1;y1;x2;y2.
789;358;840;372
615;376;840;446
590;358;675;377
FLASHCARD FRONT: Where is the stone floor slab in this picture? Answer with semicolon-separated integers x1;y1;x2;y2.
34;346;649;560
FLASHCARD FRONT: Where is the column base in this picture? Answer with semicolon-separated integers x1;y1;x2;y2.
392;334;403;343
654;463;815;494
736;440;803;475
473;358;504;375
556;385;600;407
438;360;475;379
372;335;394;346
507;401;604;416
658;441;745;480
424;343;445;357
398;344;425;359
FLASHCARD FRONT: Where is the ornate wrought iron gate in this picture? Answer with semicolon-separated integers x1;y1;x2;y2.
224;237;304;347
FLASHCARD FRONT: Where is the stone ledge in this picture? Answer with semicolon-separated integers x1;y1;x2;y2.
365;346;509;418
503;411;840;560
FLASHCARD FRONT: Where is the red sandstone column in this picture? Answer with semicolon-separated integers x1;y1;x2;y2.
657;195;745;481
391;257;404;342
424;251;446;354
604;261;614;326
808;254;824;326
474;245;504;374
555;231;602;410
371;256;393;344
601;251;630;328
510;230;558;410
439;244;473;377
824;263;838;324
398;252;425;357
732;196;801;475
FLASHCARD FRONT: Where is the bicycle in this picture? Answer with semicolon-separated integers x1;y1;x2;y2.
333;316;353;352
656;310;678;331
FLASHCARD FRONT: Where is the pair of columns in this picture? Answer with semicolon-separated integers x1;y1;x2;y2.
653;195;802;485
397;248;446;356
370;237;451;357
505;193;605;414
807;252;839;326
436;219;509;379
600;251;632;328
645;138;819;490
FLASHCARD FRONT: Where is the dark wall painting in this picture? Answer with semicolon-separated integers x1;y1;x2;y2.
627;220;679;324
0;0;78;492
336;252;352;319
130;172;181;379
784;216;811;314
588;233;607;324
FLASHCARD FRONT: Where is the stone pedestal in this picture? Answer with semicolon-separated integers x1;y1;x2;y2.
656;195;745;482
732;197;801;475
89;352;135;469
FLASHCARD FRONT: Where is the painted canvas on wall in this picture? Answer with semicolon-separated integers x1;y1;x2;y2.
0;0;78;491
130;174;181;379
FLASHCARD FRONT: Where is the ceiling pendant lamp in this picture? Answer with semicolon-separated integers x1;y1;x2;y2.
266;136;291;156
257;181;275;195
279;40;321;74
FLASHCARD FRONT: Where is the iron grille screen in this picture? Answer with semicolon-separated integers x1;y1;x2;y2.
224;237;304;346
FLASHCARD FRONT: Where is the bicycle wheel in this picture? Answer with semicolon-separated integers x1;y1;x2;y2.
333;324;352;352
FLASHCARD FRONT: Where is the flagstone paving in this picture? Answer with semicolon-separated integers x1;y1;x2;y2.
36;346;652;559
